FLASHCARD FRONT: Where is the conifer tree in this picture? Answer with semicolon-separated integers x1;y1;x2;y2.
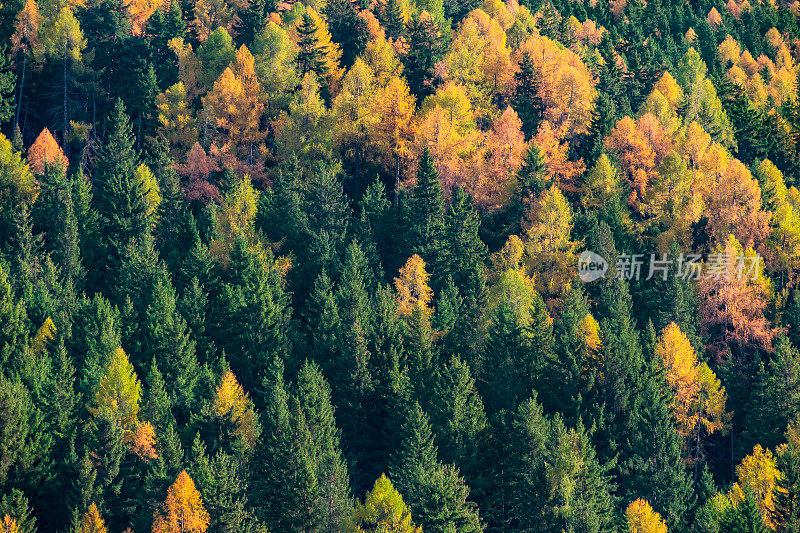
152;470;210;533
403;12;446;99
140;276;199;419
354;474;422;532
91;99;149;288
402;148;444;263
511;51;544;141
389;402;483;533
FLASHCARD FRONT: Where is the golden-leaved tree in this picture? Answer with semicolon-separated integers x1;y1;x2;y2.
212;370;259;448
78;503;107;533
395;254;433;318
521;184;578;302
152;471;210;533
626;499;668;533
443;9;513;123
371;76;415;205
655;323;729;464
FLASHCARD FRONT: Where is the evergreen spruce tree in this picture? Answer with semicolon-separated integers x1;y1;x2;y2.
0;260;28;369
295;13;328;79
403;13;446;98
511;51;544;141
389;402;484;533
403;148;444;267
209;237;289;397
429;356;486;467
140;276;199;421
91;99;149;290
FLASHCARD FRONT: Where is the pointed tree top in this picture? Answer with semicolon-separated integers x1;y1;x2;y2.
28;128;68;174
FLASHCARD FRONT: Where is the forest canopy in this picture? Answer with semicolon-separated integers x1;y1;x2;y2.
4;0;800;530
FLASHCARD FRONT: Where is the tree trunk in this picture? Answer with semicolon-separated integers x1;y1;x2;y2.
14;52;27;133
63;45;69;144
394;154;400;210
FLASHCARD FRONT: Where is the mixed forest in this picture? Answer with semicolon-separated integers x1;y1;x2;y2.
5;0;800;529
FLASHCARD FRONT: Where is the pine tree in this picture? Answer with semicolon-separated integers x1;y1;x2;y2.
403;12;446;98
511;51;544;141
403;148;444;264
91;99;149;289
389;402;483;533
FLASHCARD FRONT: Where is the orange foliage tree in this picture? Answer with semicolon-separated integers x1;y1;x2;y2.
28;127;68;174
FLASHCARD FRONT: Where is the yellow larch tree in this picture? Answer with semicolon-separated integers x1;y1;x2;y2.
371;76;416;205
157;82;198;160
89;347;142;430
168;38;202;100
202;63;264;163
152;471;210;533
521;184;578;301
514;33;597;137
79;503;108;533
395;254;433;318
134;164;161;220
655;322;729;464
626;499;668;533
730;444;782;528
466;106;527;208
354;474;422;533
443;9;512;123
212;370;259;448
0;515;18;533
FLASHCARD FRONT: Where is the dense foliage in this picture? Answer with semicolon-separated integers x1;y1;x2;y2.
4;0;800;529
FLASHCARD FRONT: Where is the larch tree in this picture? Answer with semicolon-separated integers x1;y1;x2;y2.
89;347;142;430
394;254;433;318
443;9;512;124
27;128;68;175
655;322;729;466
332;58;379;190
156;82;197;160
0;516;18;533
152;470;210;533
212;370;259;449
371;76;415;207
522;184;578;302
514;32;597;137
201;64;264;163
78;503;107;533
697;235;775;359
354;474;423;533
626;499;668;533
